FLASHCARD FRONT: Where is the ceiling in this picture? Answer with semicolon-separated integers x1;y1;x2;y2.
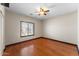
6;3;79;20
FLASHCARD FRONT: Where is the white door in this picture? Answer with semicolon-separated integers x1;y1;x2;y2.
0;5;5;56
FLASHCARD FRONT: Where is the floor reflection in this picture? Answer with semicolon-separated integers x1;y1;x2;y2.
21;45;34;56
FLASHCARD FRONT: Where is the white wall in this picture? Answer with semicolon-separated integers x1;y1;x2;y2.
78;9;79;49
5;10;43;45
0;5;5;56
43;12;77;44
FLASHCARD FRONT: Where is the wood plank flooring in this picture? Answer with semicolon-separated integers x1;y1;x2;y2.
3;38;78;56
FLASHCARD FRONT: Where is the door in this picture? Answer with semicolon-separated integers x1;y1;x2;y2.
0;5;5;56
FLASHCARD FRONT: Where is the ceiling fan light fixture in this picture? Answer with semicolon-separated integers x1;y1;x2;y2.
39;12;44;16
36;6;49;16
41;6;48;11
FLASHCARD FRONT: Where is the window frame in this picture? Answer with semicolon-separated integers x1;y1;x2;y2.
20;21;35;37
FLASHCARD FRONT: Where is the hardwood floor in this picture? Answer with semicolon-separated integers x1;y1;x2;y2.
3;38;78;56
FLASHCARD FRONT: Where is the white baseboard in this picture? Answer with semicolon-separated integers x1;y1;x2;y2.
0;47;5;56
78;45;79;50
0;50;3;56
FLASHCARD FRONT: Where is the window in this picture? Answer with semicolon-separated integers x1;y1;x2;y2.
20;21;34;37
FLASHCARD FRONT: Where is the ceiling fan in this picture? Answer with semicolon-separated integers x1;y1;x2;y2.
31;5;56;16
36;6;50;16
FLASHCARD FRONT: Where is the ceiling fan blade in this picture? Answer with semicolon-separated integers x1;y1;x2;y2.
44;13;47;15
45;10;50;12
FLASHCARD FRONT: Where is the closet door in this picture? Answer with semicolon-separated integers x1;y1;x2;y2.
0;5;5;56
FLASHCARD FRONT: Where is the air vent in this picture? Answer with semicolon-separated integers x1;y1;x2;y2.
1;3;9;7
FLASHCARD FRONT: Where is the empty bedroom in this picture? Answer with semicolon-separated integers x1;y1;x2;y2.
0;3;79;56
